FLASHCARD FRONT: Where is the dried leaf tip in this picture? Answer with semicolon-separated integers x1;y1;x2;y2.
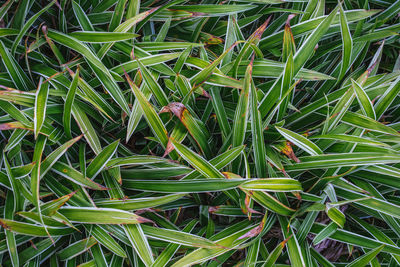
160;102;186;119
237;223;263;240
253;16;272;40
41;25;48;34
208;206;220;213
281;234;293;247
163;138;175;158
286;14;296;25
136;215;153;224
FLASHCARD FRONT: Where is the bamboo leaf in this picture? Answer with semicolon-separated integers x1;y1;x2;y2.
124;70;169;149
0;41;34;91
51;162;107;190
232;57;253;148
11;0;55;55
69;31;139;43
0;219;75;236
352;79;376;119
58;237;97;261
86;140;119;179
63;67;79;139
58;207;151;224
34;78;49;139
276;126;323;155
338;1;353;80
346;245;385;267
47;29;130;113
170;139;223;178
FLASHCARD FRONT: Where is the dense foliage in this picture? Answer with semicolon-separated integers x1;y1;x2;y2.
0;0;400;266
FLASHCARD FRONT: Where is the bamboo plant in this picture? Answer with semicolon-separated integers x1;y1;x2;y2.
0;0;400;266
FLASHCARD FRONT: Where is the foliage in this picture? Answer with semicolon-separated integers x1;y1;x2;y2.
0;0;400;266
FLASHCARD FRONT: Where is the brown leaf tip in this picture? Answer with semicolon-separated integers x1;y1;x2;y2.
136;216;153;224
164;102;187;119
281;234;293;246
253;16;272;40
41;25;48;34
237;224;263;240
201;89;211;99
0;220;10;231
162;138;175;158
286;14;296;26
190;12;207;17
281;141;300;163
209;206;220;213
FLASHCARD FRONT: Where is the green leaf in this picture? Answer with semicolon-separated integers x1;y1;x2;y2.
96;194;185;210
276;126;323;155
69;32;140;43
259;5;340;117
41;135;82;177
342;111;400;136
152;220;197;267
171;223;258;266
4;129;29;151
170;139;223;178
285;153;400;171
338;1;353;80
63;67;79;139
72;104;102;154
233;59;335;80
335;186;400;220
47;29;130;113
0;100;30;125
10;0;55;55
278;215;306;267
137;59;169;107
124;179;243;193
124;224;154;265
249;191;295;216
162;102;212;158
241;178;302;192
173;4;256;16
0;41;34;91
58;207;151;224
3;153;20;209
190;42;238;86
34;79;49;139
97;8;159;58
326;205;345;228
0;219;75;236
309;134;389;147
352;79;376;119
112;53;181;75
91;225;127;258
124;70;169;149
183;146;245;180
232;58;252;148
346;245;385;267
142;225;216;248
260;9;379;49
58;237;98;261
375;76;400;119
4;193;19;267
51;162;107;190
263;237;290;267
250;82;267;177
87;140;119;179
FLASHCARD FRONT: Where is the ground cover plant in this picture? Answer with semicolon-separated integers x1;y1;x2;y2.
0;0;400;266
